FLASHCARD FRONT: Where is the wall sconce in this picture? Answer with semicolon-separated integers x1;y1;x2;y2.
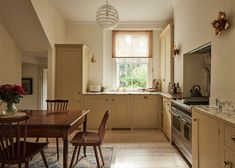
91;53;97;63
172;45;180;58
211;11;230;36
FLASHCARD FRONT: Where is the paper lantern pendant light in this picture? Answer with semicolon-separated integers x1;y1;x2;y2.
96;0;119;30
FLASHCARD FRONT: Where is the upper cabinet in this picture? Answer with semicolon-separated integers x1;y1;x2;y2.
159;24;174;92
55;44;89;109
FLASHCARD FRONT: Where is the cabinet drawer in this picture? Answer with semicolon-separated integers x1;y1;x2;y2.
225;124;235;151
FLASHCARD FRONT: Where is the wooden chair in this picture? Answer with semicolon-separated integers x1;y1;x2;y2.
69;110;110;168
0;114;48;168
36;99;68;161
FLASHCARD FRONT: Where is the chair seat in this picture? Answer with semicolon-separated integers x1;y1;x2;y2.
1;141;48;164
70;131;101;146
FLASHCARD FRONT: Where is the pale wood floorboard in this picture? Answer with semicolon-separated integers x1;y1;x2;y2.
36;130;189;168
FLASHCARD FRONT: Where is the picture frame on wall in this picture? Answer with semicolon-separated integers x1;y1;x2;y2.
22;78;33;95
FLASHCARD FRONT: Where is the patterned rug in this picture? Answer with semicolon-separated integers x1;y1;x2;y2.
6;146;114;168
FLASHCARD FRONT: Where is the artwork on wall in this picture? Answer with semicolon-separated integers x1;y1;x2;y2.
22;78;33;95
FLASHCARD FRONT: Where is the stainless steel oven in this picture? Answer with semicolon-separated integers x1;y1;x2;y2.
171;100;192;164
170;97;209;165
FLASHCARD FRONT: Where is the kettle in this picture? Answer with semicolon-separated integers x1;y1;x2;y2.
190;85;202;97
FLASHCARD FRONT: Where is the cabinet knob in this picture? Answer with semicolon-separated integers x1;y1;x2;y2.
193;118;197;121
78;92;81;94
231;135;235;141
112;99;114;101
144;96;148;99
223;161;232;168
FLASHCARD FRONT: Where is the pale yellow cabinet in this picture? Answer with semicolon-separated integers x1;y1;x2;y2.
133;95;159;128
83;95;109;128
192;108;220;168
159;24;174;92
55;44;89;110
162;97;171;141
109;95;131;129
222;123;235;168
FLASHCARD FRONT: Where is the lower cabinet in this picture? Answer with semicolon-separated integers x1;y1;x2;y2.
162;97;171;141
192;108;220;168
109;95;131;129
133;95;159;128
83;95;109;128
83;94;160;129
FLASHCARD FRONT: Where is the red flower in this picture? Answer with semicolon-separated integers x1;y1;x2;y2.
0;84;25;104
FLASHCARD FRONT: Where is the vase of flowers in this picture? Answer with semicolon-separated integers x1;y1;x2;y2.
0;84;25;115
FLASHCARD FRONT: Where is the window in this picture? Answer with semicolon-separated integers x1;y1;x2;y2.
112;31;153;89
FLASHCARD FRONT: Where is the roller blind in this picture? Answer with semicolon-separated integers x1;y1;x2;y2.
112;30;153;58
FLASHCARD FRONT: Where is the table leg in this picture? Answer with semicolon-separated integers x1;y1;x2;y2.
83;114;87;157
63;138;68;168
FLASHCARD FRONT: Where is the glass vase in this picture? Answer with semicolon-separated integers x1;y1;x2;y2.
2;102;17;115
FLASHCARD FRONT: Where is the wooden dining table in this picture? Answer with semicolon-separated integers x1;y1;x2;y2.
25;109;90;168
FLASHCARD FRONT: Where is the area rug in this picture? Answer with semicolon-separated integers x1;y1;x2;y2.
6;146;114;168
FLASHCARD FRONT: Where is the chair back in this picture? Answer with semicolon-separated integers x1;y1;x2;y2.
46;99;68;111
0;114;29;162
98;110;110;145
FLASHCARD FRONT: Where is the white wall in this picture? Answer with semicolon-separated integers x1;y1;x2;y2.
66;23;104;85
18;63;41;110
31;0;66;99
174;0;235;102
0;24;22;85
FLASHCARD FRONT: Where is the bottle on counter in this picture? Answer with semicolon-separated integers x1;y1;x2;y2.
171;83;177;95
176;82;181;94
167;82;171;94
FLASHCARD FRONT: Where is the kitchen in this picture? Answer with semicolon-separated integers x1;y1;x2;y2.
0;0;235;168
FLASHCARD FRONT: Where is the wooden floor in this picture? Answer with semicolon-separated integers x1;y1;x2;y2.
48;129;189;168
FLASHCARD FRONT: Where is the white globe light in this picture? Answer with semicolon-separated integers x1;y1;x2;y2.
96;0;119;30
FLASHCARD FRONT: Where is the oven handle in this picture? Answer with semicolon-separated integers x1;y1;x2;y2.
170;110;179;118
171;110;192;126
180;117;192;126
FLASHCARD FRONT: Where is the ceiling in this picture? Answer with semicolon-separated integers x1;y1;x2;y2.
49;0;174;22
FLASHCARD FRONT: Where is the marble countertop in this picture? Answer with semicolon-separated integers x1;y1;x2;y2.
193;105;235;126
83;92;180;98
83;91;162;95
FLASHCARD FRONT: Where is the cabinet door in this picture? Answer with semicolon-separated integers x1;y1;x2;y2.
55;46;82;109
162;98;171;141
133;95;159;128
110;95;131;129
83;95;109;129
192;109;220;168
159;24;173;92
160;36;166;92
224;148;235;168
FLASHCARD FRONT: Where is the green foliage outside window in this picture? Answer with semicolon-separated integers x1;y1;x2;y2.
118;63;147;88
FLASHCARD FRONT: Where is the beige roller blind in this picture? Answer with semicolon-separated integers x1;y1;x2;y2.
112;30;153;58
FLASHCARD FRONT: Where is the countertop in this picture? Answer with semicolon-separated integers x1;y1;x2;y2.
83;91;162;95
193;105;235;126
83;91;178;98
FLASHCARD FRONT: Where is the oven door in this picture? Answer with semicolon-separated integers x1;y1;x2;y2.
171;110;192;163
171;111;182;137
180;116;192;153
